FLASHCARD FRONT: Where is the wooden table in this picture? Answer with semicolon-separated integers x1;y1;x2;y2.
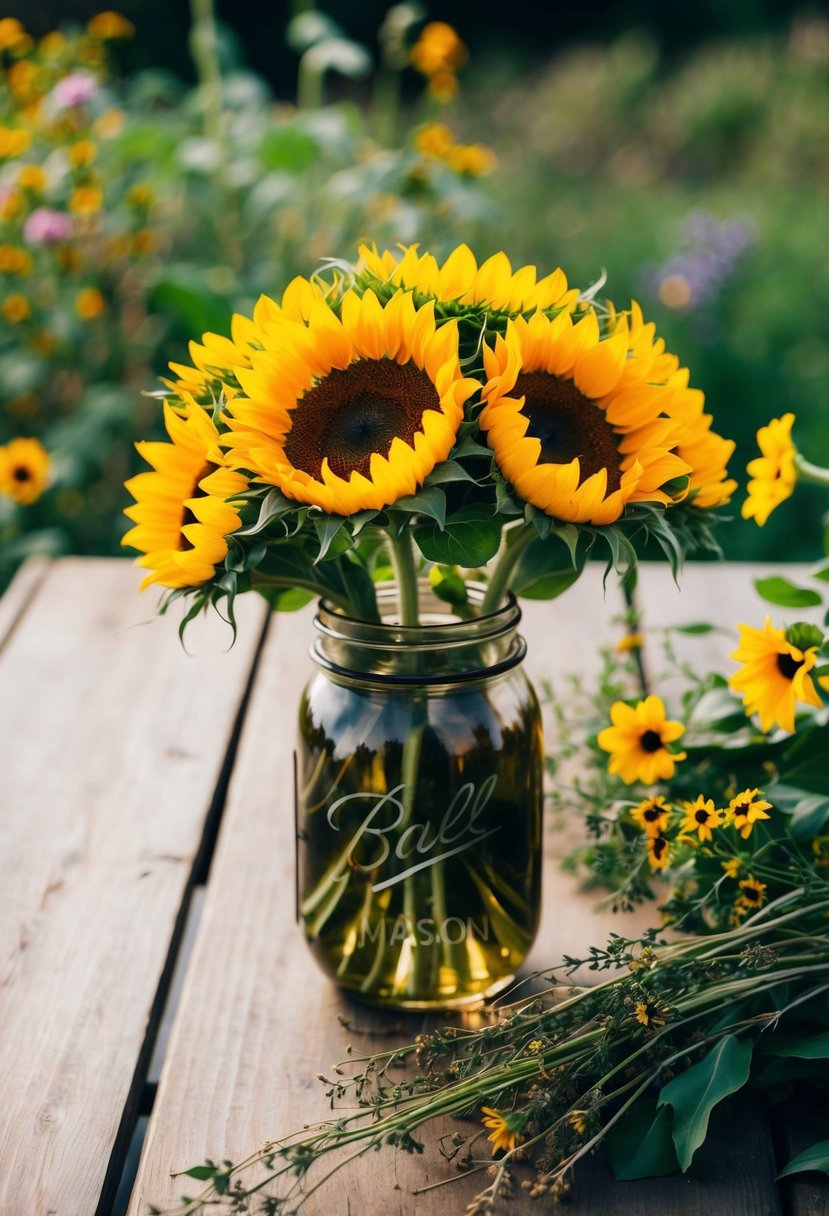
2;557;827;1216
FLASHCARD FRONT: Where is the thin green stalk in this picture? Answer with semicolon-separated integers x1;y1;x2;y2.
249;573;354;616
387;526;420;626
480;523;535;615
795;452;829;489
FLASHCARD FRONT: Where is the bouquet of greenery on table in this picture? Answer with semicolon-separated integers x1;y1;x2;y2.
147;421;829;1213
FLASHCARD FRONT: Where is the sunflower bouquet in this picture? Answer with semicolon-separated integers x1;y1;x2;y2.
123;242;735;626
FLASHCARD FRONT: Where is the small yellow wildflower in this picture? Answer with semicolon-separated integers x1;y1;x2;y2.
569;1110;588;1136
742;413;796;527
0;189;23;219
428;70;459;101
737;876;767;912
0;245;32;274
132;229;156;255
526;1039;543;1054
597;695;686;785
481;1106;525;1156
630;794;671;837
730;617;822;734
75;287;106;319
0;127;32;159
0;436;50;503
87;11;135;39
38;31;67;57
70;185;103;216
18;164;47;191
93;108;125;139
680;796;723;843
617;631;645;653
2;292;31;323
646;833;671;870
722;858;742;879
410;21;468;77
414;121;454;158
726;789;772;839
634;996;669;1028
69;140;97;167
126;183;154;207
445;142;497;176
0;17;28;51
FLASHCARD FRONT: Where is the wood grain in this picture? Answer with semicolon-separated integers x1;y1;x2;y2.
0;558;266;1216
778;1089;829;1216
0;554;49;652
128;564;783;1215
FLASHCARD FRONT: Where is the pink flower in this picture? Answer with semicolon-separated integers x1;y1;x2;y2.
23;207;74;245
51;71;98;110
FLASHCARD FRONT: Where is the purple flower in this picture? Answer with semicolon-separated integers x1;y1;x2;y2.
23;207;74;245
51;71;98;110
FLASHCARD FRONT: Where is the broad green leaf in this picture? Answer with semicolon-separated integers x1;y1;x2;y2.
424;460;477;487
236;489;296;538
658;1035;753;1170
257;126;319;173
312;513;351;562
428;564;468;607
778;1140;829;1180
394;487;447;529
754;576;822;609
414;506;501;568
767;1031;829;1059
513;537;583;601
605;1100;679;1180
787;795;829;841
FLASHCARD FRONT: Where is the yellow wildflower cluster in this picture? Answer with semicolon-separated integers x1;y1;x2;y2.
628;789;773;916
414;122;497;177
409;21;468;101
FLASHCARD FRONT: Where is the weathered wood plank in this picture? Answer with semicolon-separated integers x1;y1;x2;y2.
0;553;50;652
0;557;266;1216
778;1090;829;1216
127;565;786;1215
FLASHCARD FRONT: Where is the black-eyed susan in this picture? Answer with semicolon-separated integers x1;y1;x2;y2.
479;311;692;524
358;242;578;316
736;876;767;913
722;857;742;879
122;400;248;590
729;617;822;733
480;1106;525;1156
679;796;723;843
742;413;796;527
223;289;478;515
598;695;686;785
634;995;669;1028
630;794;671;837
726;789;772;840
0;436;50;504
646;833;671;871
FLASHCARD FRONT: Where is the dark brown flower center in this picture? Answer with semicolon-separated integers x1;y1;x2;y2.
652;836;668;859
515;372;622;491
695;808;709;824
742;885;761;903
283;358;440;481
643;805;662;822
733;802;751;818
639;729;663;753
179;462;216;551
777;652;803;680
12;465;31;482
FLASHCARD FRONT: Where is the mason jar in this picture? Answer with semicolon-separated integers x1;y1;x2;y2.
295;581;544;1010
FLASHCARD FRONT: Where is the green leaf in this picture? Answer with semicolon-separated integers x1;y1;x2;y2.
787;794;829;841
424;461;477;487
786;622;825;651
428;564;468;607
236;489;296;538
767;1031;829;1059
394;486;447;529
754;576;823;609
312;513;351;562
673;622;715;635
257;126;319;173
605;1100;679;1180
778;726;829;797
658;1035;753;1171
513;537;583;601
778;1140;829;1180
182;1165;220;1180
414;505;501;568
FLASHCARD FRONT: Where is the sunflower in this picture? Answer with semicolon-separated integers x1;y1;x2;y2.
357;242;579;316
726;788;772;840
480;1106;525;1156
597;695;686;785
0;436;49;504
679;796;723;843
741;413;796;526
630;794;671;837
479;311;691;524
122;400;248;590
222;289;478;515
729;617;822;733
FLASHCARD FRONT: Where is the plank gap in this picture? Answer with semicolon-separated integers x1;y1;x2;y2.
111;1116;150;1216
95;612;272;1216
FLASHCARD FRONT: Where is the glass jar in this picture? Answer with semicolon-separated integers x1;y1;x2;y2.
296;581;544;1009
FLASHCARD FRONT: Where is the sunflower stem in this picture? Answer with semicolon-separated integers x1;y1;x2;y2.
480;524;534;615
387;527;420;627
795;452;829;489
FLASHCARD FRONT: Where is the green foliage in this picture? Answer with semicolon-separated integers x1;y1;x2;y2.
658;1035;753;1171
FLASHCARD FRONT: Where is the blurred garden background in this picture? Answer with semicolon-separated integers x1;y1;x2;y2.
0;0;827;586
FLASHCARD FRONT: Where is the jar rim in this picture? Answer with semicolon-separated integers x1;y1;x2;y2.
316;579;522;645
